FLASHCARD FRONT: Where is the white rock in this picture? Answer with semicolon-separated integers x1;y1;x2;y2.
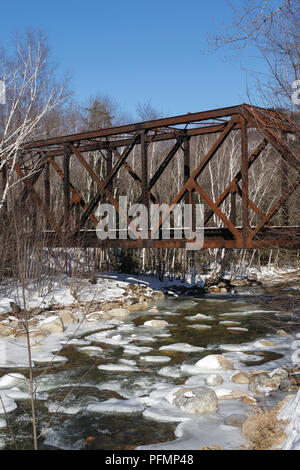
195;354;234;370
39;315;64;334
144;320;168;328
206;373;224;386
106;308;130;319
0;373;27;390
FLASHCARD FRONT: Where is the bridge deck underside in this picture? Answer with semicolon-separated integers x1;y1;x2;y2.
31;226;300;249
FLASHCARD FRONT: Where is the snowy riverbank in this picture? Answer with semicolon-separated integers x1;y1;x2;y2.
0;269;299;450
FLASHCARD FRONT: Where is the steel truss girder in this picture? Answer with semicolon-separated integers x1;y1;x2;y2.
5;103;300;249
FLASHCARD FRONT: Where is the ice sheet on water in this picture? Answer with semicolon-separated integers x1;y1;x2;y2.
137;416;247;450
87;397;144;414
142;404;191;423
4;388;47;401
97;363;139;372
158;366;181;379
0;373;27;390
32;354;68;364
46;402;81;415
123;344;153;355
120;358;137;366
227;327;248;332
130;334;157;343
61;338;91;346
186;313;214;321
77;346;103;356
187;324;212;329
140;356;171;363
159;343;205;353
0;419;6;429
0;390;17;414
86;331;132;346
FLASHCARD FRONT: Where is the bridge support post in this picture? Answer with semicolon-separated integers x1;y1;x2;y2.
281;159;289;226
183;135;190;205
106;148;113;198
230;185;237;226
241;117;250;245
63;144;72;231
44;159;51;229
141;131;149;232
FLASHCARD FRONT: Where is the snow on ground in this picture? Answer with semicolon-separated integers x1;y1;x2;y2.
278;389;300;450
0;271;206;315
0;267;300;449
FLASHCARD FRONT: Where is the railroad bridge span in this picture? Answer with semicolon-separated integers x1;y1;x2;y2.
3;103;300;250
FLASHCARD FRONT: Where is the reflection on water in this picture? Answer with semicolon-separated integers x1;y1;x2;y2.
0;287;294;450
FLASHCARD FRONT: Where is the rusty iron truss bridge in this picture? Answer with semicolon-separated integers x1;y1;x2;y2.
3;103;300;250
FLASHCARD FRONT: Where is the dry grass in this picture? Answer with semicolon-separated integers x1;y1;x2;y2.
242;405;289;450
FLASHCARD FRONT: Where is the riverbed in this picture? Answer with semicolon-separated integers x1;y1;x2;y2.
0;284;299;450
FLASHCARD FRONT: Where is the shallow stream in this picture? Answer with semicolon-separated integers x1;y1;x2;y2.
0;285;299;450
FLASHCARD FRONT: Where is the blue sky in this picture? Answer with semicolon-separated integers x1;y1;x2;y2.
0;0;269;119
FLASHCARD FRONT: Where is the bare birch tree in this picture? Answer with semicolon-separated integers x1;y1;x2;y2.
0;30;68;211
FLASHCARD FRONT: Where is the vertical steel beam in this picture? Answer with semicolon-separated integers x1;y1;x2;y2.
184;136;195;233
64;144;71;230
141;131;148;208
241;117;249;244
106;148;113;198
281;159;289;226
183;136;190;205
141;131;149;235
230;186;237;226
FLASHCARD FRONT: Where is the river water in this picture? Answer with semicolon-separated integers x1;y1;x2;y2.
0;284;299;450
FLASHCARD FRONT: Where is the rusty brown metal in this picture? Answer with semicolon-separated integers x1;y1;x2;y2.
3;103;299;250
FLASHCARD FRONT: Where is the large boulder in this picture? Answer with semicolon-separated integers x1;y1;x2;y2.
206;374;224;386
279;377;298;393
230;371;250;384
144;320;168;328
0;324;14;337
106;308;131;319
151;290;165;301
224;413;247;428
248;373;279;395
269;368;289;388
172;386;218;414
39;315;64;334
58;310;76;326
195;354;234;371
127;302;149;312
254;339;275;349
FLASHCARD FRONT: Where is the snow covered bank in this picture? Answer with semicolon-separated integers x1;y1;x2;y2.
0;269;299;450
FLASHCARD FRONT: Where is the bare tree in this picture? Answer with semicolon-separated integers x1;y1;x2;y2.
207;0;299;109
0;30;69;210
